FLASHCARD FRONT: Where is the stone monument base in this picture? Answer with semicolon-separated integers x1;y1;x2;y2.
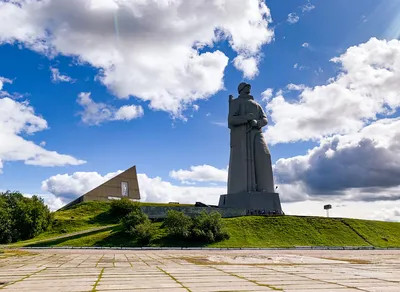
218;192;282;213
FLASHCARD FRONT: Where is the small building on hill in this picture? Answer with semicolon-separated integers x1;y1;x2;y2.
62;165;141;209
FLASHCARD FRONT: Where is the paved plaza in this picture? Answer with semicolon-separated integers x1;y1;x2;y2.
0;249;399;292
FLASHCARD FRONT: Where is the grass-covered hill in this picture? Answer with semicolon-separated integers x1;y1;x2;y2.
7;201;400;248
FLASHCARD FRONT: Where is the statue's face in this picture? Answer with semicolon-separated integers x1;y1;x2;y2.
243;85;251;94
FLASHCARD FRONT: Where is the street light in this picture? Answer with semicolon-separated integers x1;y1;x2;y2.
324;204;332;218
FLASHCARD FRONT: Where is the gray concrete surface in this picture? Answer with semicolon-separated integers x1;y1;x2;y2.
0;249;399;291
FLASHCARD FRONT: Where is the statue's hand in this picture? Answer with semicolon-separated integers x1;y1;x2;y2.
250;120;258;127
246;113;255;121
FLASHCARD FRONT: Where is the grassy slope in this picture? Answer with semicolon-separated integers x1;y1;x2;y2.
16;201;400;248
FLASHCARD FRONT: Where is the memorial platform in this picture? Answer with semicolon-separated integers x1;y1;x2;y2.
218;191;282;213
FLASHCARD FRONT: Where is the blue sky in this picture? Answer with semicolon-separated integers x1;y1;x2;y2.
1;0;400;221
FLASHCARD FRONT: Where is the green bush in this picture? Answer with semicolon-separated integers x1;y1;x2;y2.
191;211;230;243
164;210;192;239
131;221;155;244
110;199;140;219
121;207;155;244
121;208;148;231
164;210;230;243
0;191;53;243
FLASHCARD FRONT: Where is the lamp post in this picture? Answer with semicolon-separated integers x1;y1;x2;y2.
324;204;332;218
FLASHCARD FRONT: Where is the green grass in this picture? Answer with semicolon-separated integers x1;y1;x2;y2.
15;201;194;244
342;218;400;247
10;201;400;248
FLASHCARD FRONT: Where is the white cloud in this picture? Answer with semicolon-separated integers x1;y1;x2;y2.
77;92;143;125
170;164;228;183
261;88;274;101
287;1;314;26
0;77;12;91
0;0;274;117
293;63;307;70
283;200;400;222
302;42;310;48
286;83;308;91
138;174;224;204
274;118;400;202
114;105;144;121
233;55;259;79
0;94;85;173
42;170;225;205
42;170;123;201
50;67;75;83
266;38;400;144
287;13;299;24
301;1;315;13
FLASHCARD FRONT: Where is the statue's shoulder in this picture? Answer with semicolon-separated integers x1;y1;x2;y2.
230;97;240;103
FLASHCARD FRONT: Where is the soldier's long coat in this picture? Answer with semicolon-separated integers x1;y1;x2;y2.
227;93;275;194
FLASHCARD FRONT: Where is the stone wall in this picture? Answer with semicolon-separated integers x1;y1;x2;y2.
140;206;246;219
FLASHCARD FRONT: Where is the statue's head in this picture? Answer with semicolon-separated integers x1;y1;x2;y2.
238;82;251;95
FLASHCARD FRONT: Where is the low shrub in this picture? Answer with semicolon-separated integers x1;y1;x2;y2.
191;211;230;243
130;221;155;244
121;207;155;244
110;199;140;219
164;210;192;239
164;210;230;243
121;208;148;231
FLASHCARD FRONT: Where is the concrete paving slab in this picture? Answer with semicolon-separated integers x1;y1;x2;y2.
0;249;399;291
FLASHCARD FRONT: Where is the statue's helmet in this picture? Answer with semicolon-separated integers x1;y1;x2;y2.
238;82;251;94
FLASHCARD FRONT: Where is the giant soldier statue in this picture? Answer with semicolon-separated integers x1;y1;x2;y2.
219;82;282;213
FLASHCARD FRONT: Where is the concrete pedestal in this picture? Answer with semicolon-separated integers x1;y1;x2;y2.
218;192;282;213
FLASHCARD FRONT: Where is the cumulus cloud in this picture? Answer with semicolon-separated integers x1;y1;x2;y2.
261;88;274;101
169;165;228;183
42;170;225;205
50;67;75;83
0;87;85;173
42;170;123;201
0;0;274;117
287;13;300;24
233;56;259;79
77;92;144;125
274;118;400;202
265;38;400;144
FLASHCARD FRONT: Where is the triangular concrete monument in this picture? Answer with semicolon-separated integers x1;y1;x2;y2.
62;165;141;209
